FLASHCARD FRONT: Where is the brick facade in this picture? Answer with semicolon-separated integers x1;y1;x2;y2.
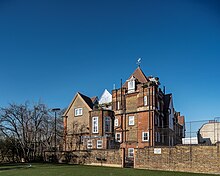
135;144;220;174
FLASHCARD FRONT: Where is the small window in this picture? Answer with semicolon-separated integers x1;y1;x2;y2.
158;101;160;111
117;101;120;110
155;132;158;142
155;116;158;125
87;140;92;149
115;119;119;127
128;76;135;93
97;140;102;149
161;119;164;128
128;116;134;126
115;133;121;142
144;96;148;106
128;148;134;158
158;132;161;142
92;117;98;133
142;132;149;141
162;135;165;143
74;108;83;116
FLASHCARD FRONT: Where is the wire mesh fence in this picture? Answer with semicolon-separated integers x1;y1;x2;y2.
184;117;220;145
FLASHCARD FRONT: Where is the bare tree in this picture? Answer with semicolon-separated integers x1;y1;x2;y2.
0;102;62;162
66;121;87;151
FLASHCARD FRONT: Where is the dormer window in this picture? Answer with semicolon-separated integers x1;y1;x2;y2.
128;76;135;93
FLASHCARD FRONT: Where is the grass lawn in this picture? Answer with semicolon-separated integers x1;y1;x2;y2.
0;163;217;176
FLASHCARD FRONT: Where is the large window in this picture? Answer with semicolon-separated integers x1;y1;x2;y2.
142;132;149;141
128;116;134;126
105;116;111;133
92;117;98;133
97;140;102;149
74;108;83;116
128;148;134;158
115;133;121;142
115;119;119;127
87;140;92;149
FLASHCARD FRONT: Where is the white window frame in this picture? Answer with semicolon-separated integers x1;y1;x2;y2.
74;108;83;116
87;140;92;149
128;148;134;158
117;101;120;110
97;140;102;149
142;132;149;142
92;117;98;133
115;119;119;127
144;95;148;106
128;76;135;93
115;133;121;142
128;116;134;126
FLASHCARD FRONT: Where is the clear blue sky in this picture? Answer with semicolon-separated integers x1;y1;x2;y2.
0;0;220;122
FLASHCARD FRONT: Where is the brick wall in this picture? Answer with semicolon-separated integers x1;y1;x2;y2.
135;144;220;174
45;144;220;174
51;149;122;167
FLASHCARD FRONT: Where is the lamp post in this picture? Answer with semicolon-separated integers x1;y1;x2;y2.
52;108;60;152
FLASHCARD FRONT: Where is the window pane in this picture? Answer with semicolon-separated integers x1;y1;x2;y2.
92;117;98;133
105;117;111;132
142;132;149;141
144;96;148;106
129;116;134;125
115;119;118;126
97;140;102;149
128;148;134;158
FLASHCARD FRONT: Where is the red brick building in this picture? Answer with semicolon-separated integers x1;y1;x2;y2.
112;67;185;158
63;67;185;156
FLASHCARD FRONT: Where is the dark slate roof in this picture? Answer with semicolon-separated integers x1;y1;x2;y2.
164;93;172;113
78;92;94;109
90;96;98;103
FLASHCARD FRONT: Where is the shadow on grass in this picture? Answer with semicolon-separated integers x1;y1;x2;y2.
0;163;33;171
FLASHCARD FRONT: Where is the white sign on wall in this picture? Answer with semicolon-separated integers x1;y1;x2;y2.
154;148;162;154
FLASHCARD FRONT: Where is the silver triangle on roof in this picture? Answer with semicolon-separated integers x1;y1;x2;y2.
99;89;112;105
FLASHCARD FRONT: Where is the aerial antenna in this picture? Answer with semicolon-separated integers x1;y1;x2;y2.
113;84;116;90
136;58;141;67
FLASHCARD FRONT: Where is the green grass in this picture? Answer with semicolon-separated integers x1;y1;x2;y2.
0;163;217;176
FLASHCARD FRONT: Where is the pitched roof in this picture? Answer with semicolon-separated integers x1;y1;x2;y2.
99;89;112;104
90;96;98;104
128;67;149;83
62;92;93;117
178;116;185;126
78;92;94;109
164;94;172;112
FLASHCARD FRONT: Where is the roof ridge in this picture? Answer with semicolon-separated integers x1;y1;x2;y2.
78;92;94;109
